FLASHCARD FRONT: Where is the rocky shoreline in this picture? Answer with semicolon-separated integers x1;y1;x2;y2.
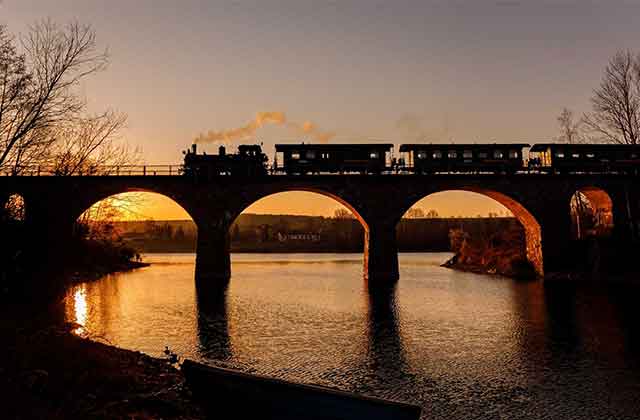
441;254;537;280
0;313;205;420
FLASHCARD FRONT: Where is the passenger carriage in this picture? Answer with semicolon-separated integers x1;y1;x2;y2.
529;144;640;174
275;143;394;174
399;144;529;174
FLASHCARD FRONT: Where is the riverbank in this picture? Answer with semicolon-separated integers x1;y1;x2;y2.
0;311;205;419
441;255;537;280
67;259;150;284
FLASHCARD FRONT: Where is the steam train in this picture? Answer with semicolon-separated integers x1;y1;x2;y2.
182;142;640;177
183;144;268;177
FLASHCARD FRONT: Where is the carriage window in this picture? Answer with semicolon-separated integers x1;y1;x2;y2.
571;153;580;158
306;151;316;159
433;150;442;159
493;150;504;159
586;153;596;158
417;151;427;159
448;150;457;158
463;150;473;159
478;152;488;159
631;153;638;159
508;150;518;159
370;151;379;159
555;151;565;158
291;152;300;159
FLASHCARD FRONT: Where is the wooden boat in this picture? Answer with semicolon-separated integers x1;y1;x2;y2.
182;359;422;420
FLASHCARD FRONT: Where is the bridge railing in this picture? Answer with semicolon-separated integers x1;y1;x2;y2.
0;165;185;176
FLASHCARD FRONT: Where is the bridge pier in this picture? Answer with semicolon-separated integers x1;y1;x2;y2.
364;223;399;284
538;206;573;273
610;185;640;244
195;225;231;283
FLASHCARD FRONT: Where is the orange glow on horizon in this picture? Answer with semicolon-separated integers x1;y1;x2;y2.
80;190;512;222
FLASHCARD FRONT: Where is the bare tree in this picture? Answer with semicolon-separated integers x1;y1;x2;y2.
77;191;148;240
404;207;425;219
556;108;583;144
425;209;439;218
2;193;25;222
0;20;108;173
50;110;132;175
582;50;640;144
333;208;354;219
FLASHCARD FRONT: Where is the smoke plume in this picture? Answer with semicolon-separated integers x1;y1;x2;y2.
195;112;335;144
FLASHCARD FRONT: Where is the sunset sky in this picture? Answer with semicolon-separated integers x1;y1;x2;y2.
3;1;639;219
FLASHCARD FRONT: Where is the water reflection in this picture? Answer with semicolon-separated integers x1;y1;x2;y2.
364;284;410;389
72;284;87;335
62;253;640;419
543;283;582;354
195;278;232;361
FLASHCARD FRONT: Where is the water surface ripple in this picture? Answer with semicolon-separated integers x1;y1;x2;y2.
64;253;640;419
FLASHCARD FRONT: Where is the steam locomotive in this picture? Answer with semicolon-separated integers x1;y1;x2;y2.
183;144;268;177
182;142;640;177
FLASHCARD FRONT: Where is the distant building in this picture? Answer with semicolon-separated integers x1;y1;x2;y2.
277;231;321;243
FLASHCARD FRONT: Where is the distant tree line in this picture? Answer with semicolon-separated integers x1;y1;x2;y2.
111;214;522;253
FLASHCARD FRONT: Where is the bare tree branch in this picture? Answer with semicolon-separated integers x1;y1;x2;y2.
555;108;584;144
582;50;640;144
0;21;109;171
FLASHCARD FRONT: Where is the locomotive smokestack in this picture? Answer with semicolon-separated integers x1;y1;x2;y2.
219;145;226;156
191;144;197;154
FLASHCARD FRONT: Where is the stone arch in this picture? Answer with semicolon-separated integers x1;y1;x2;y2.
73;190;197;251
570;186;614;239
195;188;372;283
229;187;369;231
72;187;197;223
399;188;543;276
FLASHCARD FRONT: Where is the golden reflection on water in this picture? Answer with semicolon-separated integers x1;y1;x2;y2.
60;253;640;419
72;285;88;335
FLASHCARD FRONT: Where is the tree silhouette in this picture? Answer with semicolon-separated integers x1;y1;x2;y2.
0;21;111;173
404;207;425;219
582;50;640;144
333;208;354;219
556;108;583;144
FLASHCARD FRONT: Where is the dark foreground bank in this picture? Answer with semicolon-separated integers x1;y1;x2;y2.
0;314;206;420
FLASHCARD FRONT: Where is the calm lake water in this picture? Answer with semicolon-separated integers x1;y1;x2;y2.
64;253;640;419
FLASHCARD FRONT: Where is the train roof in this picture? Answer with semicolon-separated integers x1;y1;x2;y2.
275;143;394;150
399;143;530;152
529;143;640;152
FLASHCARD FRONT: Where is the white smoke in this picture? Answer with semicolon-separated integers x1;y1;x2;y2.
195;112;335;144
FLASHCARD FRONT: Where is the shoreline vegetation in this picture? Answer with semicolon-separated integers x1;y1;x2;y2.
66;239;149;284
442;224;640;284
0;313;206;419
441;224;538;280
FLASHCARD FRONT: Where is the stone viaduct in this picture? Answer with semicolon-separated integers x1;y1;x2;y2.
2;174;639;284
